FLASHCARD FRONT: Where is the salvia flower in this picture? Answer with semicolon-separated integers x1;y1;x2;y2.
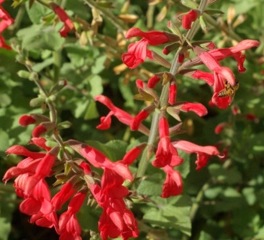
122;27;175;69
172;140;221;170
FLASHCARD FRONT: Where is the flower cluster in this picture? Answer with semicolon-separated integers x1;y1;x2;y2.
4;113;144;240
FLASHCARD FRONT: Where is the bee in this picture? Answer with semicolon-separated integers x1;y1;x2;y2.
218;80;239;99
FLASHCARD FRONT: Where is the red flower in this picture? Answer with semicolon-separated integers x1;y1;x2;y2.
51;182;77;211
122;27;173;69
90;169;138;240
19;179;58;229
214;122;228;134
153;117;183;168
131;109;150;131
161;165;183;198
58;192;86;240
51;3;75;37
19;114;37;126
95;95;149;134
122;39;153;69
182;10;198;30
192;70;214;86
125;27;172;45
199;51;236;86
208;40;259;72
172;140;220;170
69;140;134;181
179;102;208;117
0;5;13;32
168;82;177;105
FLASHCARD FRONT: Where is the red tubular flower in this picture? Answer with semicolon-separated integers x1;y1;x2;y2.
51;3;75;37
161;165;183;198
19;179;58;229
214;122;228;134
122;39;153;69
58;192;86;240
182;9;198;30
89;169;138;240
95;95;149;134
179;102;208;117
131;109;150;131
199;51;236;86
120;145;144;165
0;6;13;32
19;115;36;126
95;95;133;127
208;40;260;72
153;117;183;168
122;27;175;69
168;82;177;105
68;140;133;181
99;202;139;240
147;75;161;88
191;70;214;86
172;140;220;170
51;182;77;211
125;27;172;45
30;137;51;151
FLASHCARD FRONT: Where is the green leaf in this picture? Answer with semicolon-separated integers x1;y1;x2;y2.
0;94;11;107
88;75;103;97
178;149;190;178
0;184;16;240
84;99;99;120
91;55;107;74
0;129;9;153
137;175;162;196
32;57;54;72
26;1;48;24
143;195;191;236
17;25;65;52
104;140;127;161
204;186;223;199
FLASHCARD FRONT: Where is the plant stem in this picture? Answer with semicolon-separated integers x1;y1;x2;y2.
136;0;210;177
84;0;127;31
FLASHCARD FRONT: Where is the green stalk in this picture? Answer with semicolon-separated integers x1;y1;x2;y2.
136;0;210;177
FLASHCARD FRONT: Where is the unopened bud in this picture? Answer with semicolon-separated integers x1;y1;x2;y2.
30;97;45;107
17;70;30;79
